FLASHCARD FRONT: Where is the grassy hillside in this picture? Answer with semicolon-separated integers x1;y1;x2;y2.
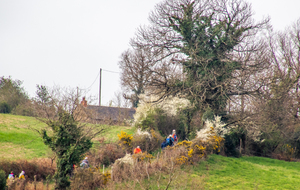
187;154;300;189
111;154;300;190
0;114;49;160
0;114;135;160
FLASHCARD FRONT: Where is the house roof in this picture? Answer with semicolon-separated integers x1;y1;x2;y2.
86;105;136;121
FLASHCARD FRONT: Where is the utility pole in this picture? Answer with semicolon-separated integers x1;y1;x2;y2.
76;86;79;104
99;68;102;106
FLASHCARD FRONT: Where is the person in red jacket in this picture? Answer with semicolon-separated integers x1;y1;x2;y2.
133;146;142;154
172;129;178;145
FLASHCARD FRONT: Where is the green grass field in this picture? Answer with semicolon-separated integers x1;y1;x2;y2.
0;113;135;160
136;154;300;190
190;154;300;189
113;154;300;190
0;114;50;160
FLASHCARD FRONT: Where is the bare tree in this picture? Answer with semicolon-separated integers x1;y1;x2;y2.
231;19;300;156
258;19;300;132
119;47;157;107
111;90;131;108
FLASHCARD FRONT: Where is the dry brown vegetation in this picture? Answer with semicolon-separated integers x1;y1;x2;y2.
0;158;56;181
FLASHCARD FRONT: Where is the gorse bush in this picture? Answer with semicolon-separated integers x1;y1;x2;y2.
110;140;211;188
118;129;163;154
195;116;229;154
71;167;111;190
111;149;181;184
172;139;208;165
273;144;297;161
132;151;154;162
84;126;225;189
118;131;133;153
207;127;225;154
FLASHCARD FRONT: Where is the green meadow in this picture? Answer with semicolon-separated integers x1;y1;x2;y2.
0;114;49;159
137;154;300;190
0;114;134;160
199;155;300;189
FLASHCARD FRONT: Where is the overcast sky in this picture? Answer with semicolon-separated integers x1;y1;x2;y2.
1;0;299;106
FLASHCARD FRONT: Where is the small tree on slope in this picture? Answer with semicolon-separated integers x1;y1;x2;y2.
34;86;105;190
41;111;92;190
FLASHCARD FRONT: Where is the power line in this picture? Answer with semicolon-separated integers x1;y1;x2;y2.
102;69;119;74
78;68;119;91
79;71;100;91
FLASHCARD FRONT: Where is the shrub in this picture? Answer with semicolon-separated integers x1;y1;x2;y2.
196;116;232;139
71;167;111;190
278;144;296;161
132;151;154;162
133;94;192;139
134;94;191;125
111;153;157;183
89;143;125;167
172;139;208;164
40;111;94;189
6;177;55;190
131;129;164;154
114;153;134;167
224;131;242;157
0;101;11;113
0;77;29;114
118;131;133;153
0;170;6;190
170;126;225;164
12;100;35;116
0;158;56;181
110;142;208;188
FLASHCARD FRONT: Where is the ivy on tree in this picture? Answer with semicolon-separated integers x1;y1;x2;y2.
130;0;269;119
42;111;92;190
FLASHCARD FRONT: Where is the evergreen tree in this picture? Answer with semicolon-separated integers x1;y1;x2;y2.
169;2;242;115
41;111;92;190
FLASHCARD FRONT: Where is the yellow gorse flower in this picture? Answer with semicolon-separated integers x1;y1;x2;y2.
132;152;154;163
176;140;192;148
176;156;188;165
118;131;133;149
188;148;194;157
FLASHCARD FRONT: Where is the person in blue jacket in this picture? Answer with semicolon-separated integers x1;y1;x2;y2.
161;139;167;149
166;135;174;146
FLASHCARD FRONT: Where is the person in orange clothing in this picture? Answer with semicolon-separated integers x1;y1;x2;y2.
133;146;142;154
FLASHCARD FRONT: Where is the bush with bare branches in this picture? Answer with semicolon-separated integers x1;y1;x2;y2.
0;158;55;181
